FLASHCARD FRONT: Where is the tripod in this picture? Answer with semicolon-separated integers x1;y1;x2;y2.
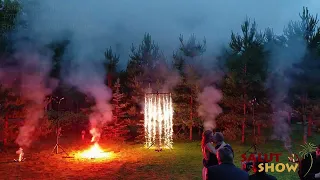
147;136;173;151
51;97;68;156
51;126;68;155
245;97;259;154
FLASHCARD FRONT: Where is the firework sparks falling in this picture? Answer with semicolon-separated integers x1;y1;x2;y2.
144;93;173;149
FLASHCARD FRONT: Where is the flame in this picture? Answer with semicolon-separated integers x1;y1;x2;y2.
144;93;173;149
16;147;24;162
75;143;113;159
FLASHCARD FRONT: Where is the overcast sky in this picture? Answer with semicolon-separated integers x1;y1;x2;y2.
20;0;320;68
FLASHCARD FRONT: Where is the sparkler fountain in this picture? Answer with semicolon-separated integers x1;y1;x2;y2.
144;92;174;151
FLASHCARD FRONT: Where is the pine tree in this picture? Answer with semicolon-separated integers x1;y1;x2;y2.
104;47;119;88
112;78;128;123
226;18;267;143
0;85;24;145
172;34;206;140
126;33;161;103
103;78;129;142
126;33;163;143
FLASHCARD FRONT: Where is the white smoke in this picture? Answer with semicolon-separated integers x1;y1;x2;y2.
0;47;57;147
197;86;223;130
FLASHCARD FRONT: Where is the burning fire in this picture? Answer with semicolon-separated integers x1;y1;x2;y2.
144;93;173;149
75;143;113;159
15;147;24;162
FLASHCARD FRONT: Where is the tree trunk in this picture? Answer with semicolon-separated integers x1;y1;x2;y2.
3;114;8;146
242;104;246;143
308;115;312;137
257;123;261;136
303;115;307;144
190;96;193;141
107;73;112;88
242;64;247;144
189;124;193;141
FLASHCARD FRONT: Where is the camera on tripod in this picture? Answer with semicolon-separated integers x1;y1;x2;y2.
241;161;254;172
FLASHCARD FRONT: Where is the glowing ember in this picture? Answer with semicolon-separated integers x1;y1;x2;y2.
75;143;112;159
15;147;24;162
144;93;173;149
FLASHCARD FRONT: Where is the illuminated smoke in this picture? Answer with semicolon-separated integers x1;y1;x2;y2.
197;86;222;131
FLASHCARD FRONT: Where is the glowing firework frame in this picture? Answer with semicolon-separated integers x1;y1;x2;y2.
144;92;173;150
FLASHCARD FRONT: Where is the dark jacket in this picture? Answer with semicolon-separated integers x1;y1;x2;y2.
249;172;277;180
207;162;249;180
203;143;234;168
299;152;320;180
203;152;218;168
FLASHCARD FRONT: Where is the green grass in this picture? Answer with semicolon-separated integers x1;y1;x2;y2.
0;130;319;180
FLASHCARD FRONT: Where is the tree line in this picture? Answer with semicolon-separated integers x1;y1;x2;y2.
0;1;320;144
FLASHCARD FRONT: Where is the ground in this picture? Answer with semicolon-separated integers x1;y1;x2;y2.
0;130;319;180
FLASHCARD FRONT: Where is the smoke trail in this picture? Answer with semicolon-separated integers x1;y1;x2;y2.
64;58;113;142
197;86;223;130
265;19;307;150
16;0;114;142
15;53;56;147
0;48;57;148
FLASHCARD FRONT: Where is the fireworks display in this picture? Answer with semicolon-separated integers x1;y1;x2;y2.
144;93;174;149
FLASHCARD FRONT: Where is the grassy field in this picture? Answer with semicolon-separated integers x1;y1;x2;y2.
0;130;319;180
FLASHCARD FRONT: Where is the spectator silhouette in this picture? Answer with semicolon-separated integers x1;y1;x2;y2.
208;147;249;180
299;144;320;180
249;156;277;180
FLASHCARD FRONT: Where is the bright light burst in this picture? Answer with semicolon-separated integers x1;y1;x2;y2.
144;93;173;149
75;143;114;159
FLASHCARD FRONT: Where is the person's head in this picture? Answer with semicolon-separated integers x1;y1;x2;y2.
201;130;213;149
217;147;234;164
213;132;224;144
316;144;320;158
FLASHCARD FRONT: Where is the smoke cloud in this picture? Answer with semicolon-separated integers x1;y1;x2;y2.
10;0;319;144
198;86;223;131
265;16;308;149
64;61;113;142
17;0;316;68
0;46;57;147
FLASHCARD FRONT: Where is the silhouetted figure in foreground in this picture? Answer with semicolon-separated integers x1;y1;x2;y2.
249;156;277;180
299;144;320;180
208;147;249;180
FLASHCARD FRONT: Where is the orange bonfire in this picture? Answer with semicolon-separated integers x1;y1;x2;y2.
75;129;114;159
75;143;113;159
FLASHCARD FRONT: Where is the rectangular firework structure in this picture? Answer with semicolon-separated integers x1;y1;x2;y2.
144;92;174;150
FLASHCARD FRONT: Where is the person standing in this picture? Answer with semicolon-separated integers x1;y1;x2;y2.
213;132;234;155
201;130;217;180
